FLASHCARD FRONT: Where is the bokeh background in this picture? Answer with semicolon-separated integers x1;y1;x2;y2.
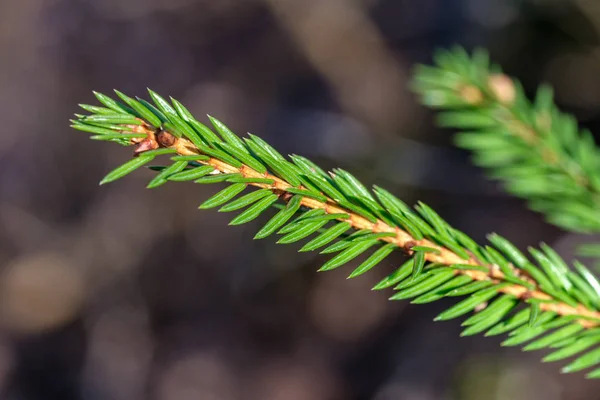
1;0;600;399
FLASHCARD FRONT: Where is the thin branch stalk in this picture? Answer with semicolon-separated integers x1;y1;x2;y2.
137;123;600;328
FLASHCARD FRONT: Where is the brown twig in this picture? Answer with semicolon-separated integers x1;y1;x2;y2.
137;124;600;328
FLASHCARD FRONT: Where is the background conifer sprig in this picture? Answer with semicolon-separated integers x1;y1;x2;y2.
411;47;600;234
72;89;600;378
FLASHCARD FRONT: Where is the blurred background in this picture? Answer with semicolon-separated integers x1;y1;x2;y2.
1;0;600;399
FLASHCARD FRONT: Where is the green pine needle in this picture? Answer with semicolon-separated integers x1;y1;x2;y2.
412;47;600;234
73;84;600;379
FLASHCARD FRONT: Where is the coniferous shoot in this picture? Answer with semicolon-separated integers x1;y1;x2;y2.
72;87;600;379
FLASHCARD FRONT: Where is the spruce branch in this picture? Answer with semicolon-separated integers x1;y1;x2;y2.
412;47;600;234
72;89;600;378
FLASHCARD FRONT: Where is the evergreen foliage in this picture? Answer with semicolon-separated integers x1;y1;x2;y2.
72;70;600;378
412;47;600;235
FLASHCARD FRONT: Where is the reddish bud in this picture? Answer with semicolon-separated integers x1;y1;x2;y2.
488;74;515;104
156;130;176;147
134;138;158;155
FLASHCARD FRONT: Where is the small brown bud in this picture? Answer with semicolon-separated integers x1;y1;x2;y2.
404;241;418;253
134;138;158;155
156;130;176;147
459;84;484;105
488;74;515;104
